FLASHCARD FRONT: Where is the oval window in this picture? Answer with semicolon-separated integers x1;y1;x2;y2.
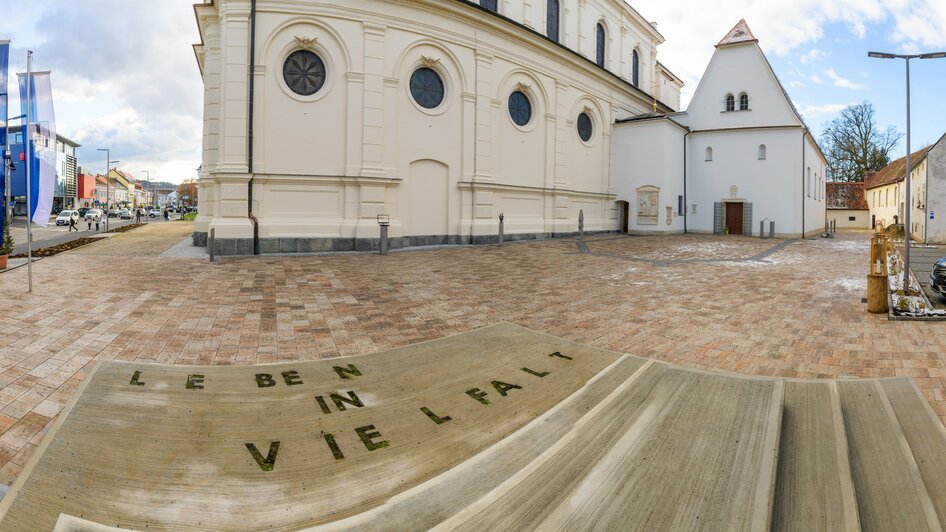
577;112;593;142
508;91;532;127
410;67;445;109
283;50;326;96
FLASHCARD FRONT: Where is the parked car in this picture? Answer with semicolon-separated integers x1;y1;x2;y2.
85;209;103;222
148;208;161;218
119;209;133;220
77;207;91;218
107;209;121;218
930;258;946;297
55;210;79;226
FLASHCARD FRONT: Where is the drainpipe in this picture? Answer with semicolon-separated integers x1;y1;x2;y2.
683;130;690;234
247;0;260;254
801;129;806;239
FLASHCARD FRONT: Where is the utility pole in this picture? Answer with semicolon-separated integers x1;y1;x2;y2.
868;50;946;288
24;51;33;292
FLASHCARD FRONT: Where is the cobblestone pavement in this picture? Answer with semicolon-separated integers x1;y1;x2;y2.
0;227;944;486
68;220;194;256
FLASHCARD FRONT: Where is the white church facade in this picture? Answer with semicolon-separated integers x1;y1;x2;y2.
613;21;827;238
191;1;823;254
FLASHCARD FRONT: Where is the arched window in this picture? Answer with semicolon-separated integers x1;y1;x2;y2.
725;94;735;112
705;147;713;162
758;144;767;160
547;0;560;42
481;0;498;12
596;23;606;68
631;49;640;87
739;92;749;110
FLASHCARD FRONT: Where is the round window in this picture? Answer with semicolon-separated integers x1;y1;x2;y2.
410;67;445;109
508;91;532;127
577;112;593;142
283;50;326;96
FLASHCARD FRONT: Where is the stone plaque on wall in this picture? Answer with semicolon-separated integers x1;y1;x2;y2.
636;186;660;226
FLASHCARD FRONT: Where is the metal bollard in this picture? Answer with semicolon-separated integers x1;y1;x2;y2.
769;221;776;239
380;225;388;255
578;210;584;237
498;213;504;247
760;220;766;239
378;214;390;255
209;228;215;263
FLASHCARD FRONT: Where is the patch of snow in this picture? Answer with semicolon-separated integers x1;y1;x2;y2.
835;278;867;291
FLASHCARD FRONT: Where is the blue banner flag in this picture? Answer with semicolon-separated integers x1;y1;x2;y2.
18;70;56;227
0;41;8;231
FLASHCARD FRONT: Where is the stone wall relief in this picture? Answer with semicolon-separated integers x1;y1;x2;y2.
636;185;659;226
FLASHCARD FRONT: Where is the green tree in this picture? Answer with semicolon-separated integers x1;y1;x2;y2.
820;102;902;182
0;217;14;256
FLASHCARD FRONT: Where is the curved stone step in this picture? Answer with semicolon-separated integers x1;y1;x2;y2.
437;363;784;531
771;381;860;531
880;378;946;526
837;380;942;531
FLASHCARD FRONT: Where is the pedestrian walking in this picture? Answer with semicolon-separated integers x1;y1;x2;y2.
87;218;92;231
95;217;100;231
68;216;77;232
163;208;169;222
135;208;141;224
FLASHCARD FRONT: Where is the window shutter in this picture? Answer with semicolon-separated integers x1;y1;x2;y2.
742;203;753;236
714;202;724;234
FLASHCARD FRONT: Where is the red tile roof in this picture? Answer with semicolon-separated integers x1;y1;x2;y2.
864;145;933;190
826;182;868;210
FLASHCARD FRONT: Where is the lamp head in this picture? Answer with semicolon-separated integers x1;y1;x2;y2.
868;52;897;59
920;52;946;59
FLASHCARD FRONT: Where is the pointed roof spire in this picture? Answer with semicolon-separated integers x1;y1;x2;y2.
717;19;758;47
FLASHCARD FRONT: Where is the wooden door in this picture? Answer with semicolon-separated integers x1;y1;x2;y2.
725;203;743;235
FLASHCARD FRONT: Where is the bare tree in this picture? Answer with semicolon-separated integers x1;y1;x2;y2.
820;102;902;182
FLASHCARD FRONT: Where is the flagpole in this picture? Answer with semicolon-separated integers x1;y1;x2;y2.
25;50;32;292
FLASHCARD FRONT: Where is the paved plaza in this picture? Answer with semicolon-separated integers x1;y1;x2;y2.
0;223;944;487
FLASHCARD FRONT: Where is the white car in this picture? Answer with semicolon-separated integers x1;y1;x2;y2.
84;209;104;222
148;209;162;218
56;210;79;226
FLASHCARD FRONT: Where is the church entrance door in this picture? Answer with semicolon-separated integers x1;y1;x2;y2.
725;202;743;235
618;201;629;233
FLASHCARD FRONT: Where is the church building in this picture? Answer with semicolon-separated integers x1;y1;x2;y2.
191;1;824;254
612;20;827;237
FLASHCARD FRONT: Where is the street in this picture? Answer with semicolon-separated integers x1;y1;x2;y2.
6;213;182;256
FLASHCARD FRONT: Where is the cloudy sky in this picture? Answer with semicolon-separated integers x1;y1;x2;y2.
2;1;945;185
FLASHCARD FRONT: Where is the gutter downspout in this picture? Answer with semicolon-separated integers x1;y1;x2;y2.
247;0;260;255
683;130;690;234
801;129;806;239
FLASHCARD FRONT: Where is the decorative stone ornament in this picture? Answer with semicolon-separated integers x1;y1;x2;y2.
420;55;441;68
730;185;739;198
294;36;318;51
515;82;531;93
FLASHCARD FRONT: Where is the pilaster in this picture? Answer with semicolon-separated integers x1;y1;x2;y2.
361;23;387;178
474;51;494;182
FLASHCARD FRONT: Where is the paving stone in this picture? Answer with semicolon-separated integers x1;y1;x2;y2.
0;228;944;488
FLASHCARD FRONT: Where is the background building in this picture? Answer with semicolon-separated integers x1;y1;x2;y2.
7;125;80;214
826;182;870;229
866;134;946;243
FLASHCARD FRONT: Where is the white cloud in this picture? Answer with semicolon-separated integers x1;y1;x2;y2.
632;0;946;105
810;73;824;85
794;101;857;120
800;49;825;65
3;0;202;184
825;69;867;90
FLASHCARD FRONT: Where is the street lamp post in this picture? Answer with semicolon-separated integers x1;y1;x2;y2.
96;148;118;229
868;50;946;288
